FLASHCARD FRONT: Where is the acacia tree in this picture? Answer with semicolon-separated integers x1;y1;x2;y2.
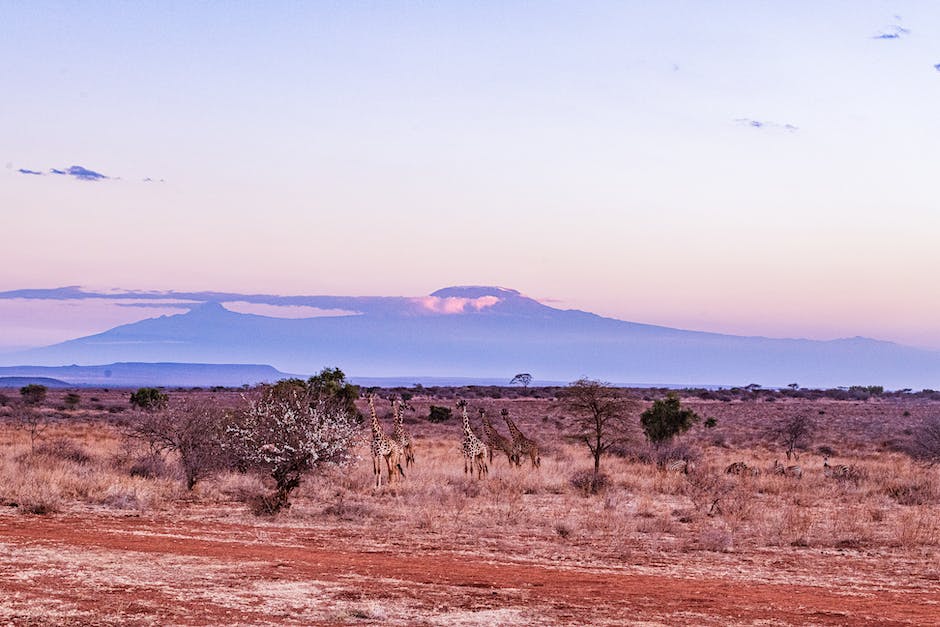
223;384;359;513
128;399;227;490
561;379;635;493
770;414;814;460
510;373;533;390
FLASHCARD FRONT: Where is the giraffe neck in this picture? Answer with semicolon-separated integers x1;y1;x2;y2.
393;400;404;436
504;414;522;439
369;396;382;437
462;406;473;436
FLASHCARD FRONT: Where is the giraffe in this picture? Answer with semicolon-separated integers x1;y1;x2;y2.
457;401;488;479
501;408;540;468
368;394;405;487
479;408;516;466
392;398;416;468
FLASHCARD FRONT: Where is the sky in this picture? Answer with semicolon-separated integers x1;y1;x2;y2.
2;1;940;351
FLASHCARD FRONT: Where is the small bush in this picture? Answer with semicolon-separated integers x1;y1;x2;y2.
886;480;937;506
129;388;169;411
654;441;701;466
428;405;452;423
129;454;171;479
570;469;609;495
63;392;81;409
34;438;92;465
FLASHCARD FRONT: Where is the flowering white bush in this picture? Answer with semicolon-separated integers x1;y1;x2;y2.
225;389;360;512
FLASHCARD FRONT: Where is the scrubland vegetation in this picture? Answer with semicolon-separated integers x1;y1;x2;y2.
1;380;939;624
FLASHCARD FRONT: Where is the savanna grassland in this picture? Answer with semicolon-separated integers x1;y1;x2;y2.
1;386;939;626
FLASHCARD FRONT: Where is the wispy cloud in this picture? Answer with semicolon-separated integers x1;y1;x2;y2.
48;165;109;181
17;164;163;182
934;63;940;72
872;24;910;40
734;118;798;133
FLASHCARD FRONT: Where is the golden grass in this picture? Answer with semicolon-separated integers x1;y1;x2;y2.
1;395;939;561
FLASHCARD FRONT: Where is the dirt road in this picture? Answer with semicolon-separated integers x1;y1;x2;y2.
1;512;937;625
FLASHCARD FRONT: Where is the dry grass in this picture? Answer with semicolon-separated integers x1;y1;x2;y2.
1;390;939;615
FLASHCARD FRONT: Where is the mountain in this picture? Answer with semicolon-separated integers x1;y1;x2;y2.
0;363;290;388
3;286;939;389
0;376;71;388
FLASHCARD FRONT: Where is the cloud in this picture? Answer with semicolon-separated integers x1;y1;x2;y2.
934;63;940;72
413;295;501;315
18;164;162;182
872;24;909;39
734;118;798;133
63;165;108;181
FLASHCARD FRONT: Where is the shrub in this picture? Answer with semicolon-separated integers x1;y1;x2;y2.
905;415;940;465
20;384;47;406
570;469;609;495
640;393;700;445
130;388;169;411
63;392;81;409
34;438;92;464
654;441;701;467
127;400;228;490
223;386;359;513
129;454;171;479
886;480;937;506
428;405;452;423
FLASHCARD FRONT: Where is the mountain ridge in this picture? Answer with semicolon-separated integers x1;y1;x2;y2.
2;285;937;389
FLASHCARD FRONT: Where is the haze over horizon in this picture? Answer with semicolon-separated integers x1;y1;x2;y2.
3;3;939;354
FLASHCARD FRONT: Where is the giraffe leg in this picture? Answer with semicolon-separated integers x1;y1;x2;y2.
384;454;395;486
373;455;382;487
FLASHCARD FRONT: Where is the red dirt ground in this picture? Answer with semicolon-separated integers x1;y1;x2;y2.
2;511;938;626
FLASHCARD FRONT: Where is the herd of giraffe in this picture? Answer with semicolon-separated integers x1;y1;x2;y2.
367;394;540;487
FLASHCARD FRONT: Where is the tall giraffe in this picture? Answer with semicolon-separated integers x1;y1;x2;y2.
458;401;488;479
480;408;516;466
368;395;404;487
392;398;416;468
502;408;540;468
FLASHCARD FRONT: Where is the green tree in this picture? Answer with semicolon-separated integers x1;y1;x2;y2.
640;393;700;445
20;384;47;406
130;388;169;411
428;405;452;423
307;367;360;417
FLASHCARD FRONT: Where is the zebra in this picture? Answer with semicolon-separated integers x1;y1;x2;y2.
725;461;759;476
772;459;803;478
